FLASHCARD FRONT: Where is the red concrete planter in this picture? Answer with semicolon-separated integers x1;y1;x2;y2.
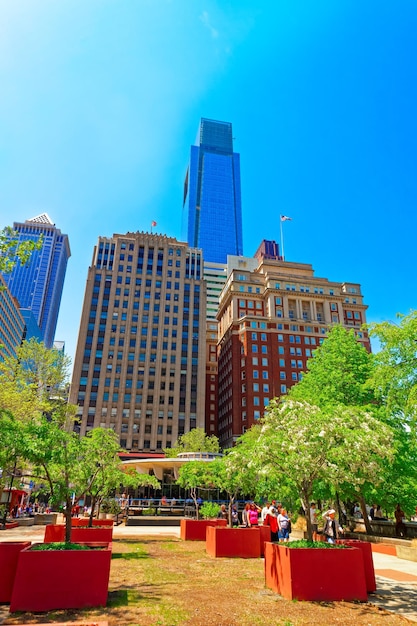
71;518;114;527
337;539;376;592
10;542;112;612
206;526;261;558
180;518;227;541
44;524;113;544
260;525;271;557
0;542;31;603
264;542;367;601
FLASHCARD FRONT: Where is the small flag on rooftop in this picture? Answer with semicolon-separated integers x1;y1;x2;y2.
280;215;292;222
151;221;157;227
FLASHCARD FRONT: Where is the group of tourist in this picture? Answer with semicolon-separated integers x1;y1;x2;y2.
215;498;417;543
11;500;51;518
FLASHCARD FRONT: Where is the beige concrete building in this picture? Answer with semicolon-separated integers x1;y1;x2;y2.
70;232;206;452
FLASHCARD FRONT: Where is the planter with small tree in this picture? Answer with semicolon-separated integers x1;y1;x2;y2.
264;540;368;601
10;541;112;612
180;501;227;541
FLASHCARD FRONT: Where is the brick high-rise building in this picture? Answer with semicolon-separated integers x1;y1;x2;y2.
70;231;206;452
217;240;370;448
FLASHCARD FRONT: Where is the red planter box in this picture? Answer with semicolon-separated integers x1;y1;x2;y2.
180;518;227;541
44;524;113;544
206;526;261;558
260;525;271;557
10;542;112;612
71;518;114;527
264;542;368;601
337;539;376;592
0;542;31;603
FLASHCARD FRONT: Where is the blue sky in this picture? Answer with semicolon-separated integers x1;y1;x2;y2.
1;1;416;364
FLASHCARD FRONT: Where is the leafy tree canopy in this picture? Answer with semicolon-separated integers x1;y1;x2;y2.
0;338;71;421
0;226;42;274
237;399;393;539
166;427;220;458
289;325;375;409
369;311;417;422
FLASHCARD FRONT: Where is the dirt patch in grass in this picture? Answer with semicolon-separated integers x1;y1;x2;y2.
3;537;410;625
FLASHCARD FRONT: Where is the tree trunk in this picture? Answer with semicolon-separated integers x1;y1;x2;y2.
64;496;72;543
228;496;234;528
190;488;199;520
89;496;96;527
301;488;312;541
359;493;372;534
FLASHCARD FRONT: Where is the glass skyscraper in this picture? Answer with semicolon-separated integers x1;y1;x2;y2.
1;214;70;348
182;118;243;263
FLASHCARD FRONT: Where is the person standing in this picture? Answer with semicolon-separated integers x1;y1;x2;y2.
322;509;342;544
310;502;319;541
247;503;259;527
217;504;228;520
242;503;251;527
277;508;290;542
394;504;407;537
261;502;270;523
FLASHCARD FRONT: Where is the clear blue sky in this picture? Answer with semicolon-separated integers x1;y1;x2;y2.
1;1;416;365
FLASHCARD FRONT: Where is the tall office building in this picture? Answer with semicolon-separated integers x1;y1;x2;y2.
216;240;370;448
182;118;243;263
1;214;70;348
0;276;25;360
70;231;206;452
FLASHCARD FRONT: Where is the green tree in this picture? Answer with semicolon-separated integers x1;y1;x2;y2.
0;411;27;527
243;399;393;540
0;226;42;274
208;451;256;527
166;427;220;458
369;311;417;420
0;338;71;421
289;325;375;408
367;311;417;515
77;428;160;526
22;402;80;542
288;325;387;530
176;461;217;519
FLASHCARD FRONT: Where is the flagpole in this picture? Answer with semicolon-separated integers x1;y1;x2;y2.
280;216;285;261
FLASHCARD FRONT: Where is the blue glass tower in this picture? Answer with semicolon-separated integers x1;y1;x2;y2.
182;118;243;263
2;214;70;348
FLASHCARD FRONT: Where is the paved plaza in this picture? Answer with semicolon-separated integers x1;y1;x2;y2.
0;523;416;623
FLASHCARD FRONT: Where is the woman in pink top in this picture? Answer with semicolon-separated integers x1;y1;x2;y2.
248;503;259;527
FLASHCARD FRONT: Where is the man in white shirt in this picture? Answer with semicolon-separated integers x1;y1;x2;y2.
310;502;319;541
261;502;270;523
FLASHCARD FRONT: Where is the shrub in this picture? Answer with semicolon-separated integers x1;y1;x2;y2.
110;499;122;515
143;507;156;516
286;539;346;549
199;502;220;519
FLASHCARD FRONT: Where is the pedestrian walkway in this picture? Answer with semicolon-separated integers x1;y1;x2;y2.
370;551;417;623
0;524;416;622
